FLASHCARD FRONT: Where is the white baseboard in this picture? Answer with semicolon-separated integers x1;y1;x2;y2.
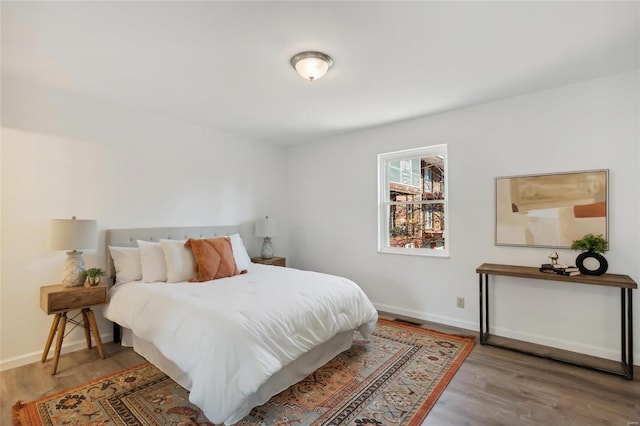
0;332;113;372
374;302;478;332
374;302;640;366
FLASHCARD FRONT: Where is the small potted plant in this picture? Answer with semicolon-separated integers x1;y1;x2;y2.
570;234;609;276
86;267;105;285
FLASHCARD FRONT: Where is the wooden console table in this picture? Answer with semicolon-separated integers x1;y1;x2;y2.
476;263;636;380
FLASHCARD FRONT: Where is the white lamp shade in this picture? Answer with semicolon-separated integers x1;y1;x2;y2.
255;217;278;238
49;218;97;251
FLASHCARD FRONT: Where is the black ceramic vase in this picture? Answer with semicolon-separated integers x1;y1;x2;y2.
575;250;608;276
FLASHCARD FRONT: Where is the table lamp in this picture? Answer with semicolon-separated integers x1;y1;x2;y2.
49;216;98;287
255;216;277;259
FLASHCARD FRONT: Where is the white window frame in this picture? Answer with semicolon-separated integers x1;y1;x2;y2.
377;144;449;257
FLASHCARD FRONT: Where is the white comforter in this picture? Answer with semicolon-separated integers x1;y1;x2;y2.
103;264;378;424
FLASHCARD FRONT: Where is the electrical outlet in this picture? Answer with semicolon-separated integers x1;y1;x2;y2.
456;297;465;309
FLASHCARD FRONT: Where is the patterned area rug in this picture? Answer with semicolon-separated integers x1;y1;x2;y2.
13;319;474;426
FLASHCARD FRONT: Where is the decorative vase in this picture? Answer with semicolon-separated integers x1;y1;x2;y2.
87;276;101;286
575;250;608;276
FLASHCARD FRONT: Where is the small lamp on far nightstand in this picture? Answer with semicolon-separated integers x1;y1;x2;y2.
50;216;97;287
255;216;278;259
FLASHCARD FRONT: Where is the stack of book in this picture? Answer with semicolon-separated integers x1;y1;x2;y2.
539;263;581;276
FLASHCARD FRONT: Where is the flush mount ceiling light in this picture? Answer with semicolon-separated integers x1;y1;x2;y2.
290;51;333;81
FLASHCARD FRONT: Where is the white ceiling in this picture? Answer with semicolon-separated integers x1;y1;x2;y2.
2;1;638;145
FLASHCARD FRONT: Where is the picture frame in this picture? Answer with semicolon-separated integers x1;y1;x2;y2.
495;169;608;248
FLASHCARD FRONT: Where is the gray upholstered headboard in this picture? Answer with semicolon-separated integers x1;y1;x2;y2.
106;226;238;280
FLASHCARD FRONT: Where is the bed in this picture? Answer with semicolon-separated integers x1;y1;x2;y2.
102;226;378;425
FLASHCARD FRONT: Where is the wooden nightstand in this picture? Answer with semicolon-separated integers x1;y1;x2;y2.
40;283;108;375
251;256;286;267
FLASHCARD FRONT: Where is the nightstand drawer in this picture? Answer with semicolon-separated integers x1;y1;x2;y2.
251;256;286;267
40;284;108;314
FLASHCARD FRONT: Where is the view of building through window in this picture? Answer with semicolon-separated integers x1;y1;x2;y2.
388;156;445;248
378;145;448;255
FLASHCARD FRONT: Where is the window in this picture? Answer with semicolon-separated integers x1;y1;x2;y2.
378;144;448;256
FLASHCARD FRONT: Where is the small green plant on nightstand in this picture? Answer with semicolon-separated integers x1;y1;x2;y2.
86;267;105;285
570;233;608;254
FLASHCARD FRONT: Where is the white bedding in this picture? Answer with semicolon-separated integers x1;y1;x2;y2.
103;263;378;424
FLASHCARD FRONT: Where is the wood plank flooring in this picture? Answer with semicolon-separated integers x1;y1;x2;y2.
2;316;638;425
1;343;144;425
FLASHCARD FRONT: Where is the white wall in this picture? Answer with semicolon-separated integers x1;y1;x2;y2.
2;71;637;371
287;71;639;364
0;79;289;370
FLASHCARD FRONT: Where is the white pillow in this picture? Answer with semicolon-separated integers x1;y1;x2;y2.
229;233;252;271
160;239;196;282
137;240;168;282
109;246;142;285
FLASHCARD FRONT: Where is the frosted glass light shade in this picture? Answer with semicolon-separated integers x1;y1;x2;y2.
291;51;333;81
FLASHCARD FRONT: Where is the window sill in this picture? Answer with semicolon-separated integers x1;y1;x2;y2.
377;247;450;258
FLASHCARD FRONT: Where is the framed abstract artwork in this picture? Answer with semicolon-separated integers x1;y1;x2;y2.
495;169;608;248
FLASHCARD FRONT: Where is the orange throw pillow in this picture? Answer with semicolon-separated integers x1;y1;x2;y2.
184;237;240;282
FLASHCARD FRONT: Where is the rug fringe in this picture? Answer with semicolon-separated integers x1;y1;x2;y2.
12;400;25;426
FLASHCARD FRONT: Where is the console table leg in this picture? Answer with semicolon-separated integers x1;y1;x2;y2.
485;274;489;341
630;288;634;380
479;273;489;343
622;288;634;380
479;273;483;342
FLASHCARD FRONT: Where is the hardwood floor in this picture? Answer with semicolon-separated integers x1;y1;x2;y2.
1;343;145;425
2;317;638;425
389;315;640;426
